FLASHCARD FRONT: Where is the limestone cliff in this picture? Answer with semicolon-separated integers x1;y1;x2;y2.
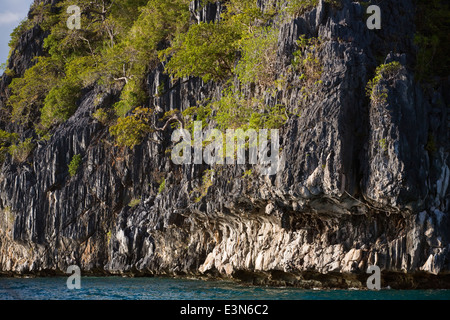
0;0;449;289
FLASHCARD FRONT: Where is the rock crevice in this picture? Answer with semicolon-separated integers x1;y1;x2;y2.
0;0;449;288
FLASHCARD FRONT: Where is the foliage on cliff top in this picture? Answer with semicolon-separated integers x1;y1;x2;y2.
366;61;402;105
161;0;299;132
0;130;19;163
5;0;299;145
4;0;447;151
159;22;241;82
109;107;154;148
8;138;35;163
6;0;188;134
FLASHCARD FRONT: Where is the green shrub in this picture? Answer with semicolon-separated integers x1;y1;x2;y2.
366;61;402;105
253;104;287;130
8;57;60;125
113;78;147;117
158;178;166;194
284;0;320;17
0;130;19;163
40;80;81;129
68;154;82;177
8;138;35;163
292;35;323;96
212;86;253;130
187;81;287;133
8;18;34;58
128;198;141;207
379;138;388;152
4;68;15;77
194;169;214;202
155;82;165;98
284;0;341;17
127;0;190;62
215;92;286;131
235;27;278;87
106;230;112;242
109;107;154;148
242;169;252;177
0;130;19;145
0;147;7;163
4;0;331;144
159;22;241;82
92;108;110;125
39;55;100;131
182;105;212;132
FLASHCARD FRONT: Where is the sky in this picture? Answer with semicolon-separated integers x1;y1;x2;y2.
0;0;35;67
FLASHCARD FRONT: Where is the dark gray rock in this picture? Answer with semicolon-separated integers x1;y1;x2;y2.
0;0;448;288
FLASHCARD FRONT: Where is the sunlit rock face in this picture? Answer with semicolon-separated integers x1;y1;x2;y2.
0;0;449;289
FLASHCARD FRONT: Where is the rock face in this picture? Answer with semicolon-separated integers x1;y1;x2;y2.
0;0;449;289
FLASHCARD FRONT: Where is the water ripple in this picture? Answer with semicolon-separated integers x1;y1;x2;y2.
0;277;449;300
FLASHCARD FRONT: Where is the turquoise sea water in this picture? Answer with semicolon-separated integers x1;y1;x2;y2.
0;277;449;300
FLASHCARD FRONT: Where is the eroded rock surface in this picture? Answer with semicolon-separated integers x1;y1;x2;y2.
0;0;449;288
